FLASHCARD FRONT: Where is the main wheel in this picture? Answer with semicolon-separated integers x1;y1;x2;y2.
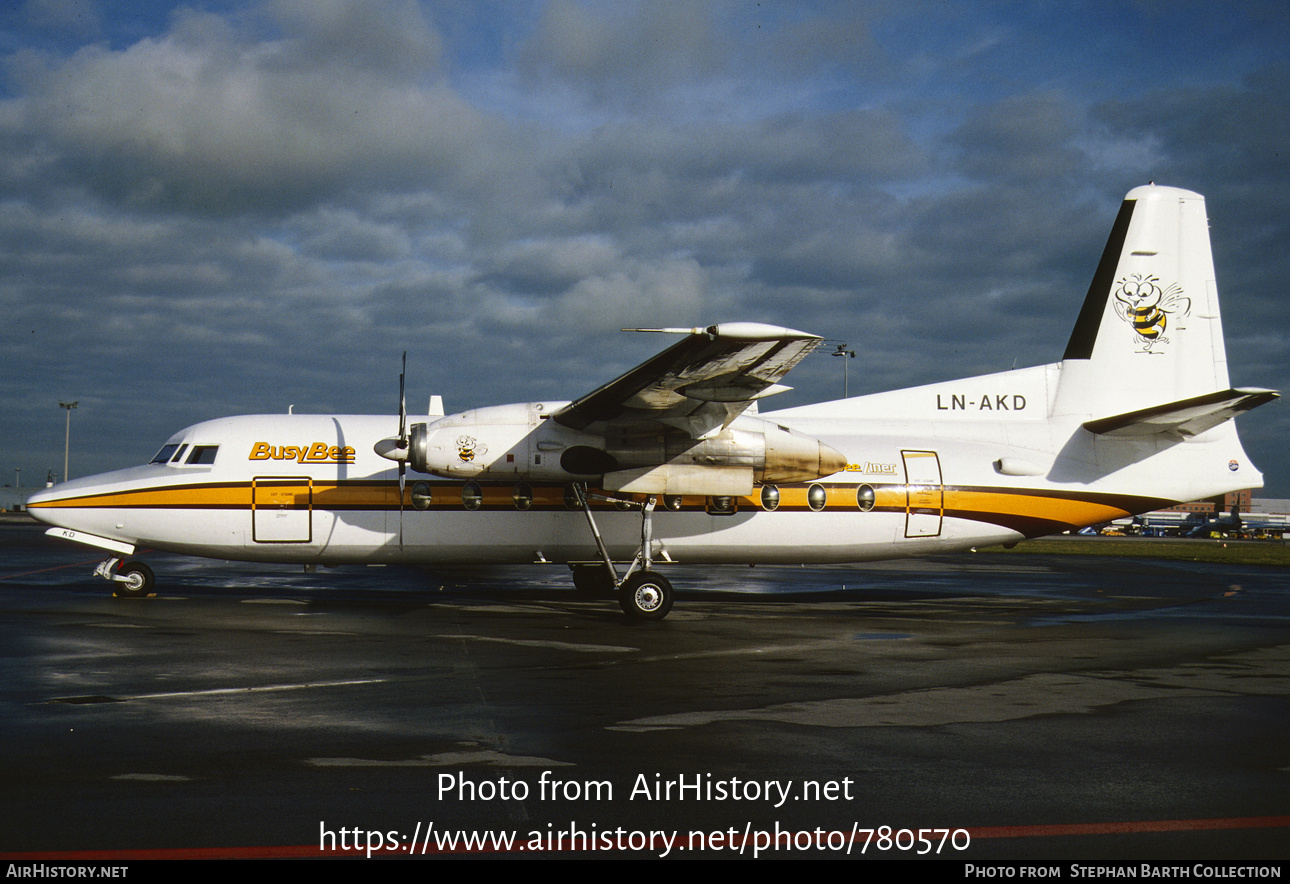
571;563;615;597
114;560;155;598
618;571;673;621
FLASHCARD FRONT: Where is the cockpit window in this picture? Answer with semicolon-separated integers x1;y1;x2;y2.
170;444;188;463
185;445;219;465
151;444;181;464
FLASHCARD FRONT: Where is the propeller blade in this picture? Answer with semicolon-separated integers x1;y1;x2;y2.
399;461;406;547
398;351;407;548
398;351;407;444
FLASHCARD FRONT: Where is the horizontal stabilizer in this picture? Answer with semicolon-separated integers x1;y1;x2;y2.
1083;388;1279;437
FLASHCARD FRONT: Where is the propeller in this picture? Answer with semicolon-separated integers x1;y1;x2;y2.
398;351;407;547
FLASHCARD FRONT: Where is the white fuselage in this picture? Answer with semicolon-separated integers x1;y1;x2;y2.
25;361;1260;570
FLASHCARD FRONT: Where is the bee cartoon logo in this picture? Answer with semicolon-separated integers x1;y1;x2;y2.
1112;273;1190;353
455;435;487;463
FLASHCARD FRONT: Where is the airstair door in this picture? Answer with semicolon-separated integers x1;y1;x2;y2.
902;450;943;538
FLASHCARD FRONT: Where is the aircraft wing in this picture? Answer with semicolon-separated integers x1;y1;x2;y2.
553;323;822;439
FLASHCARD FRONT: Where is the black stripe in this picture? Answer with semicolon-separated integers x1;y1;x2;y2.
1063;198;1136;360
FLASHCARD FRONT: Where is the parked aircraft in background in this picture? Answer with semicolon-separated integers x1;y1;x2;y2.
27;185;1276;619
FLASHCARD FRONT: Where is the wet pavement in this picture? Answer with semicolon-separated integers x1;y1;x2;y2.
1;519;1287;859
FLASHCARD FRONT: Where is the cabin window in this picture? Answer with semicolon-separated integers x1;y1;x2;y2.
760;485;780;511
513;482;533;511
411;482;432;511
150;444;180;464
856;484;876;512
807;483;827;511
662;495;683;511
462;481;483;510
186;445;219;465
706;496;737;516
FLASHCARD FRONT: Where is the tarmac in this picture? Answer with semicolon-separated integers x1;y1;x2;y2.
1;517;1288;860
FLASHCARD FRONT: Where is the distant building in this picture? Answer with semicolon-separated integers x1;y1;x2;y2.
1159;489;1252;515
0;485;25;512
1132;492;1288;536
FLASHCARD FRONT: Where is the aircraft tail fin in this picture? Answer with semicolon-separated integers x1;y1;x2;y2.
1054;185;1237;417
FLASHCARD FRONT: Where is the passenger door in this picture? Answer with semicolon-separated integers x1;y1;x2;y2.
902;450;943;538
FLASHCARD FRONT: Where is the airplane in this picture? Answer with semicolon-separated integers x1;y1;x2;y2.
26;184;1278;620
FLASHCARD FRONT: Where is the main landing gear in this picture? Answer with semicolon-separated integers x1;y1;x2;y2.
93;557;155;598
571;485;675;622
617;571;673;621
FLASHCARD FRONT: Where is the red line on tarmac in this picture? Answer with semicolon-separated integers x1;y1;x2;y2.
4;816;1288;859
968;815;1290;839
0;551;154;582
0;558;105;581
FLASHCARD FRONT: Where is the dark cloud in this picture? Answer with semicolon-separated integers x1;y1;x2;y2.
950;91;1087;184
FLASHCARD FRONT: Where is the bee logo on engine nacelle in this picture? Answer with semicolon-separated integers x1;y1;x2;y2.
456;435;488;463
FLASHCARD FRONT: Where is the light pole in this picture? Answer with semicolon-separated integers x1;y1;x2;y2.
831;345;856;398
60;401;78;482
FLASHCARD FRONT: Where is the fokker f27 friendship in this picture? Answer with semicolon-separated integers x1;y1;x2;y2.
28;185;1278;620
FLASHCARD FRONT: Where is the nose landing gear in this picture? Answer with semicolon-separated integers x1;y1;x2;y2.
93;557;156;598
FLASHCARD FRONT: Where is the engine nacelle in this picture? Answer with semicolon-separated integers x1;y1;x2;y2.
406;403;548;478
386;403;846;493
600;421;845;493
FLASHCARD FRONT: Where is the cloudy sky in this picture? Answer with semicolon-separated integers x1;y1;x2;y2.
3;0;1288;498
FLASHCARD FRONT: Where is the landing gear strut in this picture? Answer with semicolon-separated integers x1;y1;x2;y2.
93;557;155;598
572;484;674;621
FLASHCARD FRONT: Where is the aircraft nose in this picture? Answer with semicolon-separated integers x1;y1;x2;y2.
24;484;54;506
23;486;61;526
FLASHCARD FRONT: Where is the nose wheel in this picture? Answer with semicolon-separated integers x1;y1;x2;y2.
115;561;155;597
92;557;156;598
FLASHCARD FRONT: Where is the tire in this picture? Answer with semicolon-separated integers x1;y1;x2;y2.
115;561;155;598
571;564;614;597
617;571;673;621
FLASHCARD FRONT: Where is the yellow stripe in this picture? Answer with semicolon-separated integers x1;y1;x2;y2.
28;480;1148;528
946;489;1131;524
